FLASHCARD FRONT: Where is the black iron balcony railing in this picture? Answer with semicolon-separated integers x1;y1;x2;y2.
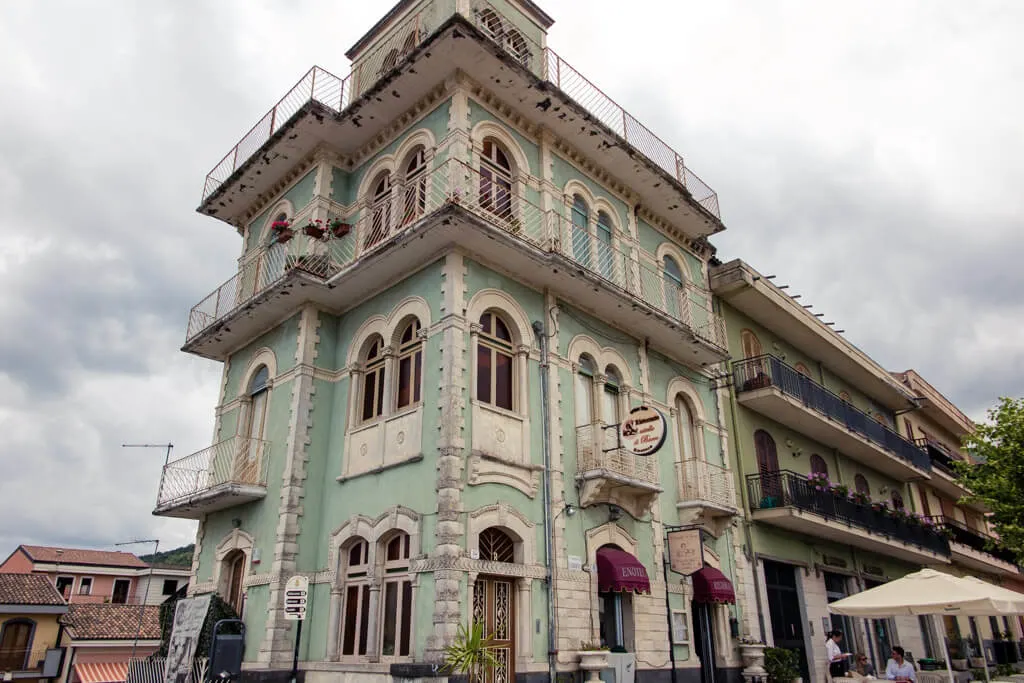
914;437;962;477
734;355;931;472
747;471;951;557
926;515;1020;567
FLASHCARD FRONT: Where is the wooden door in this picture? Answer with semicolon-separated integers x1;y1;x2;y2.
754;430;781;499
473;576;515;683
0;621;32;670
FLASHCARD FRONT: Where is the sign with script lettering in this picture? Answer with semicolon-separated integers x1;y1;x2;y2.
667;528;703;576
619;405;668;456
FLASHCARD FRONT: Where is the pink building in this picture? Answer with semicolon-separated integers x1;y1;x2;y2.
58;604;162;683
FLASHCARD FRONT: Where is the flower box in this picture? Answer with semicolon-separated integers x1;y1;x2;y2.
330;221;352;238
303;221;326;239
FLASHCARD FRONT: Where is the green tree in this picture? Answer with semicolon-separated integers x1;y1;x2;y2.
954;397;1024;563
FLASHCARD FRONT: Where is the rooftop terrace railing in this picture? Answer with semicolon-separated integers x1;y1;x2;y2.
200;1;720;218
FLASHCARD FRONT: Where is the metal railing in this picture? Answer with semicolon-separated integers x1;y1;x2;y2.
914;437;962;477
733;355;931;472
127;657;209;683
926;516;1020;566
681;458;735;509
576;423;659;485
0;647;50;673
186;159;729;355
155;436;270;508
748;471;950;557
200;1;720;219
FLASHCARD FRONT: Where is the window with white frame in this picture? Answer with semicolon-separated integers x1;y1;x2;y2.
402;147;427;224
78;577;93;596
361;336;387;423
663;255;684;318
571;194;591;267
596;210;615;280
380;533;413;657
479;138;513;220
675;395;697;460
55;576;74;598
602;367;622;425
366;171;393;249
340;538;371;657
575;355;597;426
395;319;423;411
477;311;515;411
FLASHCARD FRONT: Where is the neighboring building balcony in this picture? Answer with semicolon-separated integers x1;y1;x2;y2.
926;516;1021;576
677;458;738;536
0;647;62;679
184;158;729;366
733;355;931;480
747;471;951;564
200;0;720;237
153;436;270;519
915;436;973;499
576;423;662;520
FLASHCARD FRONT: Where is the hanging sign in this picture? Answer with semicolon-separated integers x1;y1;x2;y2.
619;405;668;456
667;528;704;576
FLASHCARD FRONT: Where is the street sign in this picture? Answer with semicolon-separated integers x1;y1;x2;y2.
284;575;309;621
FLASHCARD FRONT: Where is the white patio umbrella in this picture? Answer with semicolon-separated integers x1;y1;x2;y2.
827;569;1024;683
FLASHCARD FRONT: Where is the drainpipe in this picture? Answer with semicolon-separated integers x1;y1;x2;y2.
533;317;557;683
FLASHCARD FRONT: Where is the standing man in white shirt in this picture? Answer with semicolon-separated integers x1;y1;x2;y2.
885;646;916;682
826;630;852;678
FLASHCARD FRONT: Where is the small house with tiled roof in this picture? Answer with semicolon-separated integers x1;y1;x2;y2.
57;604;162;683
0;574;67;681
0;545;188;607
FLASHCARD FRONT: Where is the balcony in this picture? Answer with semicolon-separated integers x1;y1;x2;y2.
747;471;950;564
927;516;1021;576
199;0;721;239
915;437;972;499
733;356;931;481
576;423;662;519
677;458;738;536
0;647;62;678
153;436;270;519
184;158;729;367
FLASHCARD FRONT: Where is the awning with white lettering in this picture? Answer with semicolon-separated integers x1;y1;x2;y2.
596;547;651;594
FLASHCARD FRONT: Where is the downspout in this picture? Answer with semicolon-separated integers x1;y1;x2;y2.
533;317;557;683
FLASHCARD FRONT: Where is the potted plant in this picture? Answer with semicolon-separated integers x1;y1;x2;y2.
443;621;499;683
806;472;830;491
578;642;610;681
849;490;871;506
830;482;849;498
764;647;801;683
271;219;295;244
302;219;326;239
329;219;352;238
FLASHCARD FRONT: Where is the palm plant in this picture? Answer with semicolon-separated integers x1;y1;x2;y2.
444;621;499;683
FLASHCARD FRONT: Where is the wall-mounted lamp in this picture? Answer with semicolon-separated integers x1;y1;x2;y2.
608;505;623;522
564;503;577;517
232;518;242;529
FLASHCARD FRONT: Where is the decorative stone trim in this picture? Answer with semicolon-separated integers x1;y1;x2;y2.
410;557;547;579
467;450;541;498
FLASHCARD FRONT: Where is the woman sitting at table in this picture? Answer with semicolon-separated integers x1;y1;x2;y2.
851;653;876;678
885;646;916;682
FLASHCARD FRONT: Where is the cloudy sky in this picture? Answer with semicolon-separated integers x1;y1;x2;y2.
1;0;1021;558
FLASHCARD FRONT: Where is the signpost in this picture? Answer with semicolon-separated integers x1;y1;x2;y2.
667;528;704;576
618;405;668;456
284;576;308;683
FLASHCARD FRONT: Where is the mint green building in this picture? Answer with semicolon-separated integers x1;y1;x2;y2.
154;3;756;683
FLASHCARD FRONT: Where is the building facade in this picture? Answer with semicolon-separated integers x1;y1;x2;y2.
0;574;67;682
157;2;754;683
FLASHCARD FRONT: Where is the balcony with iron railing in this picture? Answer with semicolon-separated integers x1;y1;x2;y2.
677;458;738;535
926;516;1021;575
747;470;950;564
576;423;662;519
184;158;729;366
733;355;931;481
153;436;270;519
0;646;62;677
199;0;720;236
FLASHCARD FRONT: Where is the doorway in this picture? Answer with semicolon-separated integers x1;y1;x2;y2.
112;579;131;604
692;602;718;683
763;561;809;682
473;576;515;683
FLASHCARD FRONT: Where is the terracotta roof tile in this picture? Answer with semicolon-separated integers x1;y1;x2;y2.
0;574;67;605
63;604;162;640
20;546;148;569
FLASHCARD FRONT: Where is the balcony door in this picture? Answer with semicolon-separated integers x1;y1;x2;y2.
112;579;131;604
754;430;781;501
0;620;32;671
238;366;269;483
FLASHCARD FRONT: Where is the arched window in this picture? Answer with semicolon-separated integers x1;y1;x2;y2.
596;211;615;280
380;48;400;74
401;31;418;57
891;491;905;510
477;311;514;411
380;533;412;658
366;171;393;249
740;330;762;359
240;366;270;480
478;527;515;563
402;147;427;224
0;620;34;671
794;363;811;377
602;367;621;425
340;538;371;657
259;211;291;290
575;355;596;427
478;8;504;40
361;337;386;422
663;255;684;318
809;454;828;477
395;320;423;411
480;138;513;220
754;430;780;498
839;391;852;403
675;395;699;464
854;474;870;496
223;550;247;616
570;195;591;267
505;29;529;66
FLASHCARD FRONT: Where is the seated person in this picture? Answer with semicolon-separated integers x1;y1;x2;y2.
851;653;876;678
885;646;916;682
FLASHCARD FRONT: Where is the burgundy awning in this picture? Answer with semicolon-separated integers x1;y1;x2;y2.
692;566;736;604
596;547;651;594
